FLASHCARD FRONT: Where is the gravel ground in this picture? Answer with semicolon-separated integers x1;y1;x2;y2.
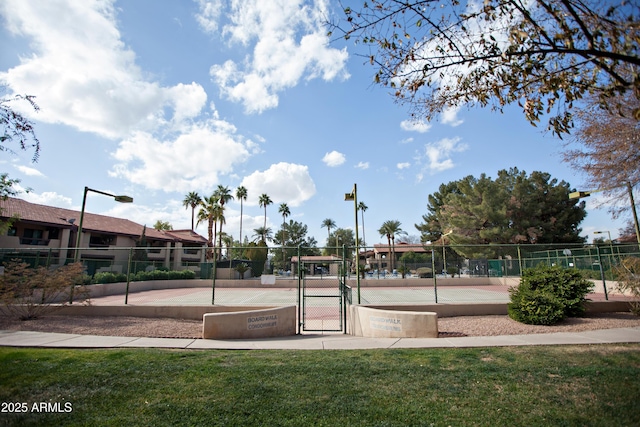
2;312;640;339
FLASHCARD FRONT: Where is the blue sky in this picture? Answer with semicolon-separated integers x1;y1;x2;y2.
0;0;631;246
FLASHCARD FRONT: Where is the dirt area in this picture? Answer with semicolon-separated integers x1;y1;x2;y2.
2;312;640;339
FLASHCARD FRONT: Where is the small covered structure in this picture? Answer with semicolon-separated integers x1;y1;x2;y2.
290;255;342;276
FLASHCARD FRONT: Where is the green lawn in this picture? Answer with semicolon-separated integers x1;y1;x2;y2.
1;344;639;426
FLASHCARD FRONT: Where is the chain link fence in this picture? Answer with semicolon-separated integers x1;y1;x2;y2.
1;242;638;305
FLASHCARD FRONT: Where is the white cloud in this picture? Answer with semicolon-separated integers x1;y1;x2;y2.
207;0;349;114
109;118;254;193
397;162;411;170
322;151;345;167
441;106;464;126
240;162;316;207
399;137;414;144
355;161;369;170
195;0;223;33
20;190;72;207
0;0;207;139
423;137;469;173
15;165;44;177
400;120;432;133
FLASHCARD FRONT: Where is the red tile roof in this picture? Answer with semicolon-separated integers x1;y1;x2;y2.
0;197;205;244
373;242;430;253
163;229;208;245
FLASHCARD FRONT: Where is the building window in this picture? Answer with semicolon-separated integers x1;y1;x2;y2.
47;227;60;240
89;234;116;248
21;229;45;245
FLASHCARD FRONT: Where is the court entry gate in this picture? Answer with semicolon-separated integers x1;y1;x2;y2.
298;257;349;333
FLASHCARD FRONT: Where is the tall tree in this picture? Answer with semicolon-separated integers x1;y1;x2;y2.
220;232;233;259
563;91;640;219
258;193;272;232
235;186;248;245
213;185;233;259
182;191;201;231
252;226;273;243
278;203;290;239
196;195;223;260
325;228;356;256
415;181;463;244
416;168;587;258
215;208;226;260
278;203;290;269
334;1;640;136
321;218;337;252
378;220;406;271
357;201;368;248
272;220;320;266
214;185;234;207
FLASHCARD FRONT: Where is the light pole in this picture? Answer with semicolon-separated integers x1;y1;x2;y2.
74;186;133;262
569;182;640;244
344;184;360;304
593;230;611;240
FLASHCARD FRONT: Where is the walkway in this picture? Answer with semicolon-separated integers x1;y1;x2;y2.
1;327;639;350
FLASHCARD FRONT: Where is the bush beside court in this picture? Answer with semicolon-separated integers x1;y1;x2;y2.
508;265;594;325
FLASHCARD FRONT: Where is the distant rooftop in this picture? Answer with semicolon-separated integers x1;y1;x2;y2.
0;197;206;245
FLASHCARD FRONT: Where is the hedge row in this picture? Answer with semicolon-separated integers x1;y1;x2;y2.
92;269;196;284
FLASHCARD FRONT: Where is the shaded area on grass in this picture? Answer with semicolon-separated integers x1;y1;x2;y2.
1;345;639;426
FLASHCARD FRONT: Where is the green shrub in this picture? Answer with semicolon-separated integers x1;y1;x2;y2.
131;269;195;282
508;287;566;325
508;264;594;325
91;269;195;283
235;262;250;279
92;272;127;284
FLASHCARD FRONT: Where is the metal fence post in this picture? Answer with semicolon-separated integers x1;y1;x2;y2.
297;245;301;335
125;247;133;305
211;258;217;305
595;245;609;300
432;248;438;303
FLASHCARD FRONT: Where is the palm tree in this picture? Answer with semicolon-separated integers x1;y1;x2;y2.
321;218;337;254
215;209;226;260
220;232;233;259
378;220;405;271
153;220;172;231
235;186;248;246
215;185;234;206
214;185;233;259
278;203;290;269
358;201;368;248
252;226;272;243
258;193;272;231
196;195;221;259
182;191;201;231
